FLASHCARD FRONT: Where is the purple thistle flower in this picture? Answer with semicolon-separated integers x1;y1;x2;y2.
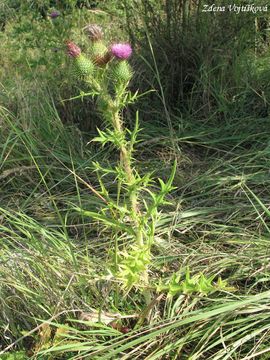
49;11;60;19
66;41;81;58
110;43;132;60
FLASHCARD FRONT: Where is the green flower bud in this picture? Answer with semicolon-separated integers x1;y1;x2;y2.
73;54;94;78
112;61;133;83
91;41;108;65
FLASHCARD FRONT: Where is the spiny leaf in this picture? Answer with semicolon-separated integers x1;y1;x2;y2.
74;207;135;235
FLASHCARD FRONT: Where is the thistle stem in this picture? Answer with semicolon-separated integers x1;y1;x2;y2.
112;110;150;304
112;111;140;224
90;81;150;304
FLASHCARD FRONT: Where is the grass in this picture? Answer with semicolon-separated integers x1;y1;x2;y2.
1;1;270;359
2;98;270;358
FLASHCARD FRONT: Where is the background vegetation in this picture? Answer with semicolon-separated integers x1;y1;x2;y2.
1;0;270;359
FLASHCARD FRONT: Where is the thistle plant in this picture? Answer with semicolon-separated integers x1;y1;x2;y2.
66;25;176;305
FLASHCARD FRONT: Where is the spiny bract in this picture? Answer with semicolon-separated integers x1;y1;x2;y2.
72;55;94;78
91;41;108;65
112;60;133;83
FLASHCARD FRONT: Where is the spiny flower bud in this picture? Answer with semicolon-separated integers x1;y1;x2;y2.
73;55;94;77
66;41;94;77
66;41;81;58
84;24;103;42
112;60;133;83
110;43;132;60
91;41;110;66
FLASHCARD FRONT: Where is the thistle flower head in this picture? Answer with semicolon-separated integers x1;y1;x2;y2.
110;43;132;60
66;41;81;58
84;24;103;41
90;41;111;66
73;55;94;77
112;60;133;83
49;10;60;19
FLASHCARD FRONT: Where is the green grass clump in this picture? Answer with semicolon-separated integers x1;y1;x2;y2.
1;1;270;359
124;0;270;120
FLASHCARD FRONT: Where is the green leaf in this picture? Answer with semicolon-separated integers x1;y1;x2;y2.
198;274;215;295
92;128;126;148
74;207;135;235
